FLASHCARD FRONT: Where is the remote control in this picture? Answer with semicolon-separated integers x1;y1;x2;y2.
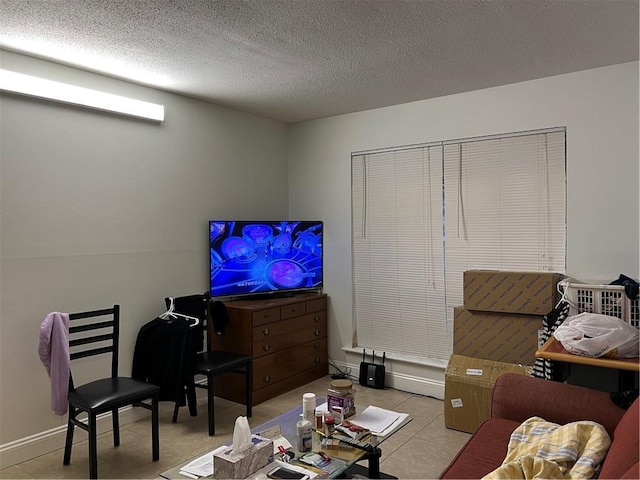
332;434;374;452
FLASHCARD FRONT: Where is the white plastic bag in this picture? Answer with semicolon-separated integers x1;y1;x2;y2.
553;313;639;358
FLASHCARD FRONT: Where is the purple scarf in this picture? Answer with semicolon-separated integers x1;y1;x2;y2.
38;312;70;416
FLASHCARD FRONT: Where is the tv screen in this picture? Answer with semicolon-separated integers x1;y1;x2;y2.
209;220;323;298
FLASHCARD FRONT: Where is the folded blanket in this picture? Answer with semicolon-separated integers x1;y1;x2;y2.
482;416;610;479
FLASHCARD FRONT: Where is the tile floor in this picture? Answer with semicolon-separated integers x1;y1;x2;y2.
0;376;470;479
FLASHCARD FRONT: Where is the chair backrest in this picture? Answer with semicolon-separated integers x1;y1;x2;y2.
165;293;210;350
68;305;120;389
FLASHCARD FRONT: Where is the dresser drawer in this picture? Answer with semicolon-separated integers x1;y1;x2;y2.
254;341;327;388
253;317;327;358
306;297;327;314
280;301;306;320
251;307;281;327
252;311;326;341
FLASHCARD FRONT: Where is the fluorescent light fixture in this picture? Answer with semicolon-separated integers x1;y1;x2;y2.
0;69;165;122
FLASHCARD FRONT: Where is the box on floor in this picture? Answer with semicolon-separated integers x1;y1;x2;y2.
444;354;530;434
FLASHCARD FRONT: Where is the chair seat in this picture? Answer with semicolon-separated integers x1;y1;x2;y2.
69;377;160;412
195;351;252;375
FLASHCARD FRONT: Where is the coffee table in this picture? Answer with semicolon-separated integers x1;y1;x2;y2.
160;402;412;479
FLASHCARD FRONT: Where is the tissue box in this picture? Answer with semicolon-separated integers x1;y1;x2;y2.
213;435;273;479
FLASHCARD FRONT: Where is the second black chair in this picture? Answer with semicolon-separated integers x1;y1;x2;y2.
166;293;253;436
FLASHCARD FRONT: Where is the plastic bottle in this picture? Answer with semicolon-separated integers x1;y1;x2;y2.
296;419;313;452
302;392;316;423
327;379;355;418
323;413;336;436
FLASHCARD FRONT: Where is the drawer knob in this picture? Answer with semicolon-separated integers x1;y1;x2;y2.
263;375;271;383
314;315;320;322
314;357;320;364
263;328;270;336
315;329;320;336
263;344;271;352
314;343;321;350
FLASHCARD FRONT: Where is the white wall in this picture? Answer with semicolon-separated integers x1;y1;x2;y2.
0;51;288;463
287;62;640;394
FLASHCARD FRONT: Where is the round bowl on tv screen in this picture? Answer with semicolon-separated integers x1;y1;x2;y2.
209;220;323;298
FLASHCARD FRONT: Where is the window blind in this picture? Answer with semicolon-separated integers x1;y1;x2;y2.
352;145;448;359
351;129;566;362
442;131;567;320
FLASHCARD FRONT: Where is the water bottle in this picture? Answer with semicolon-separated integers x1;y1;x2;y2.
296;419;312;452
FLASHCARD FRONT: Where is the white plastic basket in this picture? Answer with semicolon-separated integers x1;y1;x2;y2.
558;280;639;328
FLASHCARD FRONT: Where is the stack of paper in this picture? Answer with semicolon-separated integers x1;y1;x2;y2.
347;406;409;436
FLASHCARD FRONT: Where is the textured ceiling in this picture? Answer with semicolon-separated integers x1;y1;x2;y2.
0;0;638;123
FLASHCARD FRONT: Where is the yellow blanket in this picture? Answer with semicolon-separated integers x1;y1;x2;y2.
482;417;611;479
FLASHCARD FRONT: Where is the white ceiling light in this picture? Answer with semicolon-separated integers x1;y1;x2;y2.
0;69;165;122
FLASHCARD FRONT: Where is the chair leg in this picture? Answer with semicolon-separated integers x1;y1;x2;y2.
172;402;180;424
151;395;160;461
207;375;215;436
112;408;120;447
246;361;253;418
186;382;198;417
63;408;75;466
88;413;98;480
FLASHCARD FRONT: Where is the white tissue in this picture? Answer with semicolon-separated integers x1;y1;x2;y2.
231;416;252;456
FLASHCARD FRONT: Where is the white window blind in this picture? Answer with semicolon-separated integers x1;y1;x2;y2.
443;131;567;319
352;129;566;362
352;145;448;359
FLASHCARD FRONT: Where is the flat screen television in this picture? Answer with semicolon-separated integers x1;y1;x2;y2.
209;220;323;298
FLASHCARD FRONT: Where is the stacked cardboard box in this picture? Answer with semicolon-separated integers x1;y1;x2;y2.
445;270;564;433
453;307;542;365
463;270;563;315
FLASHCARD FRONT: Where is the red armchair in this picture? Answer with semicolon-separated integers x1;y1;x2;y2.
440;373;639;479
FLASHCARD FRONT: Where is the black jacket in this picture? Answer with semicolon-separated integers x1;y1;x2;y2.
131;317;203;403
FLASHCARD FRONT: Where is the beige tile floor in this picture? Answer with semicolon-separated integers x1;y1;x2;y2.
0;376;470;479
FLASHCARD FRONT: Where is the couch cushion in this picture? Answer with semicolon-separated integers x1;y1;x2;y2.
621;461;640;479
599;398;639;479
439;418;519;479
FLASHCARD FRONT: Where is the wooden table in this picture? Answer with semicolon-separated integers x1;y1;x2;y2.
536;337;639;391
536;337;640;371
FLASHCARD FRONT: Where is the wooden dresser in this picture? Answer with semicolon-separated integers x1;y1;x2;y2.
210;293;328;405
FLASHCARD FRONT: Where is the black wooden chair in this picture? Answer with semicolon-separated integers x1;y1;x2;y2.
166;293;253;436
63;306;160;479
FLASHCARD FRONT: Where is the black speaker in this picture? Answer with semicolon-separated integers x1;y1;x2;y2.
359;350;386;389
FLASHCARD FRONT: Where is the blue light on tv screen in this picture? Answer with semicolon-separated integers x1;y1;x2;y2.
210;221;323;297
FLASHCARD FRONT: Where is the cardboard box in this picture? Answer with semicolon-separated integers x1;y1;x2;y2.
213;435;273;479
444;354;529;434
453;307;542;365
463;270;564;315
